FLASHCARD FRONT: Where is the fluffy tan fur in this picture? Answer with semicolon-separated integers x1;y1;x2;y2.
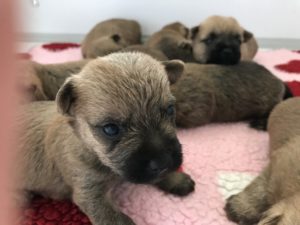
225;98;300;225
146;22;195;62
18;60;89;101
121;44;168;61
81;19;141;58
192;15;258;63
17;52;194;225
171;62;285;128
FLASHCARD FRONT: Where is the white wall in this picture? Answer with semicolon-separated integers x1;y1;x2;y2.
20;0;300;39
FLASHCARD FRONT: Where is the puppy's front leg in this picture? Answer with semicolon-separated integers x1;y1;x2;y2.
225;167;271;225
72;178;135;225
155;171;195;196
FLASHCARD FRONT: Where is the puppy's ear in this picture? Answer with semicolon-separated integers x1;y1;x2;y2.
162;60;184;85
178;41;193;51
184;27;190;38
56;78;77;116
243;29;253;42
191;26;199;39
111;34;121;43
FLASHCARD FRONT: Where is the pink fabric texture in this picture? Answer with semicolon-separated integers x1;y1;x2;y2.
23;45;300;225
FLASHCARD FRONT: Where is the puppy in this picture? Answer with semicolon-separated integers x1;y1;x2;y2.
19;60;89;101
17;52;195;225
171;62;286;129
191;15;258;64
17;61;47;102
81;19;141;58
146;22;195;62
225;98;300;225
121;44;168;61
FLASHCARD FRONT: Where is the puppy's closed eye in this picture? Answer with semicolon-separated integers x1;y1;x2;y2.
233;34;242;43
201;33;216;45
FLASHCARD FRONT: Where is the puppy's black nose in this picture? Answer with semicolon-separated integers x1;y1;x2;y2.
221;48;234;57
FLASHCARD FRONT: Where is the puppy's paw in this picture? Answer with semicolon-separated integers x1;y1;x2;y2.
225;194;261;225
178;41;193;51
168;172;195;196
224;195;241;223
156;171;195;196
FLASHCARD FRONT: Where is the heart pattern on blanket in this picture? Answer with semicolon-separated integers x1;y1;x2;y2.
42;43;81;51
23;197;91;225
275;60;300;73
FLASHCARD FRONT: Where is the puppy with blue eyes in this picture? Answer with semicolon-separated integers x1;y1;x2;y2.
17;52;195;225
191;15;258;65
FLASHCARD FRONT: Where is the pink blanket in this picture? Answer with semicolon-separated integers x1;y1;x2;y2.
22;44;300;225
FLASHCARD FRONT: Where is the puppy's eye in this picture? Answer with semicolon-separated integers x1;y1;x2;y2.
166;105;175;116
202;37;214;45
234;35;242;43
102;123;120;137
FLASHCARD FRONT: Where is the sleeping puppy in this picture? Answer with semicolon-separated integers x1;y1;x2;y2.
171;62;286;129
191;15;258;64
146;22;195;62
225;98;300;225
81;19;141;58
19;60;89;101
121;44;168;61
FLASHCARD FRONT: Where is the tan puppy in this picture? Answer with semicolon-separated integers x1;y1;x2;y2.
171;62;286;129
146;22;195;62
17;52;195;225
225;98;300;225
191;15;258;64
19;60;89;101
81;19;141;58
18;61;47;102
121;44;168;61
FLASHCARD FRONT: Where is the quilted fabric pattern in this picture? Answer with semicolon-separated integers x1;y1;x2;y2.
20;45;300;225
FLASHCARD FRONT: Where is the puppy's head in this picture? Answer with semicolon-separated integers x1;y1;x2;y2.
191;16;253;65
56;52;184;184
162;22;190;38
84;34;128;58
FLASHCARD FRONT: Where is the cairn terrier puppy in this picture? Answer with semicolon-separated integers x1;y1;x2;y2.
191;15;258;65
81;19;141;58
171;62;287;129
18;60;89;101
17;52;195;225
225;97;300;225
146;22;195;62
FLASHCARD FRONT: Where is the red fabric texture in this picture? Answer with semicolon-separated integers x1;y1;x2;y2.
42;43;81;51
286;81;300;97
275;60;300;73
22;197;91;225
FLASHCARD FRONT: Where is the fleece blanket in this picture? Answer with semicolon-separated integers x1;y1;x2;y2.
20;44;300;225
